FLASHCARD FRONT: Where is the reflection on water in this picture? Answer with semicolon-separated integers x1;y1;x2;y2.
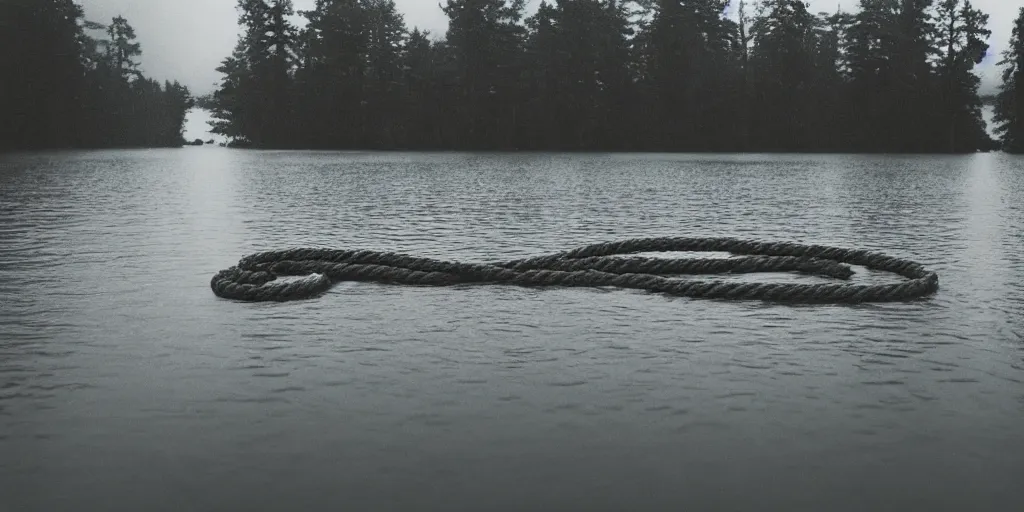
1;149;1023;511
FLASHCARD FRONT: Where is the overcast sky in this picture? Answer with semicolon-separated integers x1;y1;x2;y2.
78;0;1015;96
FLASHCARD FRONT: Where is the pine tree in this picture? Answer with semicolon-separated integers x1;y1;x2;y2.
105;16;142;82
521;0;635;149
521;1;561;148
846;0;939;151
295;0;368;147
736;0;754;150
809;9;855;151
749;0;818;150
994;7;1024;152
363;0;408;147
441;0;528;148
933;0;992;152
0;5;191;150
0;0;90;149
98;16;144;145
209;42;252;144
637;0;739;150
211;0;297;147
401;29;445;148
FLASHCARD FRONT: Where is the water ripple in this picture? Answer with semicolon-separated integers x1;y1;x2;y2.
2;149;1023;510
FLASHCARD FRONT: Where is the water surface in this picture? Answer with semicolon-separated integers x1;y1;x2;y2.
2;149;1023;511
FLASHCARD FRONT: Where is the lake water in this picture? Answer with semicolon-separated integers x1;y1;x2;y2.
2;149;1023;511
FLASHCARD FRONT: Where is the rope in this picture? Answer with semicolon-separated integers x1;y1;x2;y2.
210;237;940;304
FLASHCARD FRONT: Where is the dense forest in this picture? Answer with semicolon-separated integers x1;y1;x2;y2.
0;0;193;151
206;0;1022;153
3;1;1023;154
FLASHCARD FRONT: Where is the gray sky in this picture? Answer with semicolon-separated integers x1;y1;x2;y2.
78;0;1015;96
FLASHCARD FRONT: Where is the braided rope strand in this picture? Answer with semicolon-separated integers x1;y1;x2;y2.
210;237;939;303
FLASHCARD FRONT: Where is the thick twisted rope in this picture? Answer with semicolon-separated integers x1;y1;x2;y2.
210;237;939;304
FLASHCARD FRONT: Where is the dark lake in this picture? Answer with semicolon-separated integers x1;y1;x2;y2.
2;149;1023;511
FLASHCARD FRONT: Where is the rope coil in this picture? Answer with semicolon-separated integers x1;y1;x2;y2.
210;237;939;303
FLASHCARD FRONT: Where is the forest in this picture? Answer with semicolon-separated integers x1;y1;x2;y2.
0;0;193;151
2;1;1024;153
206;0;1024;153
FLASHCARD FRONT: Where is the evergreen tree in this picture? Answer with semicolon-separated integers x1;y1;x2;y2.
289;0;407;148
522;0;635;149
521;1;561;148
211;0;297;147
736;0;754;150
441;0;528;148
749;0;819;150
400;29;446;148
294;0;369;148
104;15;142;81
747;2;853;151
362;0;408;147
637;0;739;150
994;7;1024;152
94;15;143;145
933;0;992;152
0;3;191;151
85;16;193;148
157;80;194;146
809;9;855;151
209;42;251;144
0;0;90;149
846;0;938;152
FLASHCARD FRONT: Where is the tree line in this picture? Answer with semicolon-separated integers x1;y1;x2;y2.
0;0;193;151
208;0;1024;153
3;1;1022;153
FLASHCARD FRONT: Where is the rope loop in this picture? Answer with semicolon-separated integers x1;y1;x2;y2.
210;237;939;303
